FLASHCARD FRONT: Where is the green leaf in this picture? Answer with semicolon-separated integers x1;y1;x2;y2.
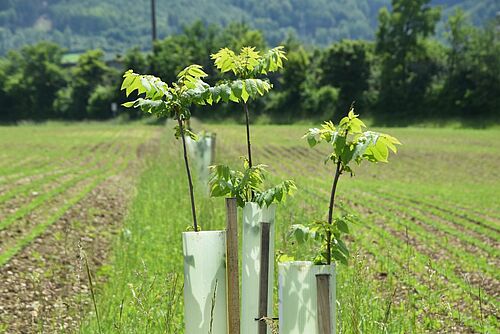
244;79;259;97
125;76;139;96
277;254;295;263
122;101;135;108
240;46;261;71
121;70;135;91
349;118;365;133
254;79;271;95
231;80;244;100
352;132;379;162
184;128;198;141
219;83;232;103
339;116;350;127
241;85;250;103
337;219;349;234
178;65;208;88
336;239;350;257
187;65;208;78
302;128;321;147
374;139;389;162
211;48;237;74
290;224;311;244
333;135;346;157
264;190;274;206
332;250;348;265
253;46;287;74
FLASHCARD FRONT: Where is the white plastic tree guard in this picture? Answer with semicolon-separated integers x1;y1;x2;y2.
186;134;214;193
183;231;227;334
278;261;336;334
241;202;276;334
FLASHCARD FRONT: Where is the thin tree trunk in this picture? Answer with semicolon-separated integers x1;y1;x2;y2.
178;118;198;232
243;102;252;167
243;102;255;201
326;159;342;264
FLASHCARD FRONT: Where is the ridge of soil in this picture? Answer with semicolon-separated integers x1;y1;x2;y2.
0;140;153;333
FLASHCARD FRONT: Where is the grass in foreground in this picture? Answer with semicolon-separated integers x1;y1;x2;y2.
80;131;227;333
82;123;499;333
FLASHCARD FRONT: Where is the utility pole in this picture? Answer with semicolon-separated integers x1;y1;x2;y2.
496;11;500;43
151;0;157;44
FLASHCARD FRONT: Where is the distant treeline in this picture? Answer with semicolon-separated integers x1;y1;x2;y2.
0;0;498;125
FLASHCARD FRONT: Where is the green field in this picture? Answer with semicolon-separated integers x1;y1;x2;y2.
1;122;499;333
0;122;154;333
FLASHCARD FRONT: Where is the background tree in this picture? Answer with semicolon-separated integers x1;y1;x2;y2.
216;22;267;53
55;49;113;119
375;0;441;122
150;21;266;86
0;12;498;125
0;58;12;122
439;10;500;120
319;40;373;118
123;47;148;74
150;22;218;85
86;84;118;119
114;47;150;119
1;42;66;121
267;43;311;121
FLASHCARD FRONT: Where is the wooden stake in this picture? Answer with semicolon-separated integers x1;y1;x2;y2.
258;222;271;334
225;198;240;334
316;273;332;334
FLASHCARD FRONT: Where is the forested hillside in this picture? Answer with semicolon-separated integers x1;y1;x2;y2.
0;0;497;54
1;0;498;125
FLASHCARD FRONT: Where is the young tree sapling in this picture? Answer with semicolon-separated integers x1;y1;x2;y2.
211;46;287;169
292;106;401;264
120;65;214;232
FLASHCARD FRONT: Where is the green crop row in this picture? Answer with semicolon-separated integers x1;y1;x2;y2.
0;133;116;184
0;136;125;205
261;144;498;299
0;143;129;232
251;139;498;333
0;159;131;267
0;128;147;266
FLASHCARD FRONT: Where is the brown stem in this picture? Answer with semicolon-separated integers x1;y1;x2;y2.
178;118;198;232
243;102;253;167
243;102;255;201
326;159;342;264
